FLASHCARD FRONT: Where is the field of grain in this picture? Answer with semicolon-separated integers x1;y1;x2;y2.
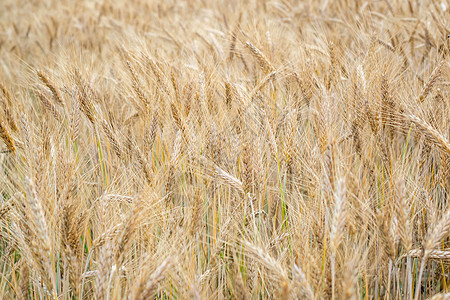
0;0;449;299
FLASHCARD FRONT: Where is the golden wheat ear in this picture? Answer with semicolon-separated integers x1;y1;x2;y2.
245;41;275;74
37;70;64;106
73;69;96;125
0;117;15;153
0;83;18;132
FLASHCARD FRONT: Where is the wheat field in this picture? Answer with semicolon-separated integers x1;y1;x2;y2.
0;0;449;299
